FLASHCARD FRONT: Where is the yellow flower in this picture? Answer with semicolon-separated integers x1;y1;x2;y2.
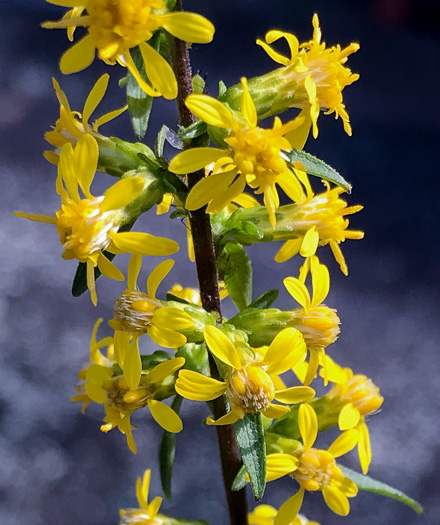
15;140;179;305
175;325;314;425
110;256;194;389
283;260;340;385
72;320;185;454
257;14;360;138
43;0;214;99
267;404;358;524
274;180;364;275
44;73;127;165
249;504;320;525
327;368;383;473
119;469;163;524
169;77;310;228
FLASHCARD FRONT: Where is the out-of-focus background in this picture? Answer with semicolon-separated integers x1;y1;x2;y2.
1;1;439;524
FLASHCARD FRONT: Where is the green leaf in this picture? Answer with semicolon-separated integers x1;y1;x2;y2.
217;241;252;311
341;466;423;515
159;395;183;499
232;464;247;491
178;120;208;141
248;289;279;310
176;343;209;375
141;350;172;371
192;73;205;94
287;149;352;193
125;33;161;139
232;413;266;500
155;125;169;158
218;80;227;98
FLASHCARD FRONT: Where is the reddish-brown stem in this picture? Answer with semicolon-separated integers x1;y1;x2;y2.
171;2;248;524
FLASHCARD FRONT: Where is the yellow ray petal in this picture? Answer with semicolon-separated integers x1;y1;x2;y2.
169;147;227;175
206;174;246;214
275;239;302;263
60;34;96;74
93;105;127;131
274;488;304;525
358;421;372;474
136;470;150;510
74;134;98;198
206;405;244;425
111;232;179;256
203;325;242;369
83;73;109;128
124;337;142;390
146;357;185;385
266;453;298;481
14;211;56;224
139;42;177;100
175;370;226;401
322;486;350;516
122;50;160;98
147;259;175;298
277;171;306;203
265;30;299;61
256;38;289;66
300;226;319;257
186;170;237;211
338;403;360;430
283;277;311;309
185;94;237;129
274;386;315;404
298;403;317;450
263;404;290;419
114;330;129;368
153;307;193;330
264;327;306;374
147;496;162;520
240;77;257;127
97;253;124;281
101;177;145;212
311;263;330;307
159;12;215;44
147;399;183;433
328;429;359;458
148;325;187;349
127;254;142;291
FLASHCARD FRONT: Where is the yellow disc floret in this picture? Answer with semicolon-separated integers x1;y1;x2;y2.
293;448;343;491
227;363;276;413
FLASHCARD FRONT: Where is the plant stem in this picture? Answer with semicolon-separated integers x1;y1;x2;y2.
171;3;248;524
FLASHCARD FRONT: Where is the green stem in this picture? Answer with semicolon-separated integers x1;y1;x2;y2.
171;2;248;524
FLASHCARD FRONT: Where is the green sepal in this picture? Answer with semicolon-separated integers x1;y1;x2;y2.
125;34;159;139
217;241;252;311
248;289;279;310
232;413;266;500
159;395;183;499
265;433;302;455
287;149;352;193
341;466;423;515
176;343;210;376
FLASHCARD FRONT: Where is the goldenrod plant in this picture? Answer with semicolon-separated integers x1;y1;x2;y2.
16;2;423;524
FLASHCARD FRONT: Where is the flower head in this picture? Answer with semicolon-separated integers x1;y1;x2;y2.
110;257;194;389
176;325;314;425
257;14;360;137
275;180;364;275
45;73;126;164
169;77;310;227
283;259;340;385
15;140;179;305
327;368;383;473
72;320;184;454
266;404;358;524
43;0;214;99
119;469;163;524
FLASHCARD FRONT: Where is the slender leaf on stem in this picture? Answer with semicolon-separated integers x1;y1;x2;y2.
248;289;279;310
217;241;252;311
232;413;266;500
287;149;352;192
159;395;183;499
341;466;423;515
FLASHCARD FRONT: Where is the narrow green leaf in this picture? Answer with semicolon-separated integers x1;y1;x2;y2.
218;80;227;98
287;149;352;193
341;466;423;515
159;395;183;499
217;242;252;311
232;413;266;500
155;125;169;158
178;120;208;141
248;289;279;310
165;293;191;304
125;33;161;139
232;464;247;491
192;73;205;94
141;350;171;371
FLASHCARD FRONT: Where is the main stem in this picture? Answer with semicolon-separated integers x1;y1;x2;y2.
171;3;248;524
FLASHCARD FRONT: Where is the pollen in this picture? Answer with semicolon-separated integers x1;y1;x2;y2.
226;363;276;413
293;448;343;491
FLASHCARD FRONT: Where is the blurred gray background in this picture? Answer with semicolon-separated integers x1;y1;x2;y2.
1;1;439;524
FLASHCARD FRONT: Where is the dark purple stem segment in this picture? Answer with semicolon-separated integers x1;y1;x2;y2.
171;2;249;524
